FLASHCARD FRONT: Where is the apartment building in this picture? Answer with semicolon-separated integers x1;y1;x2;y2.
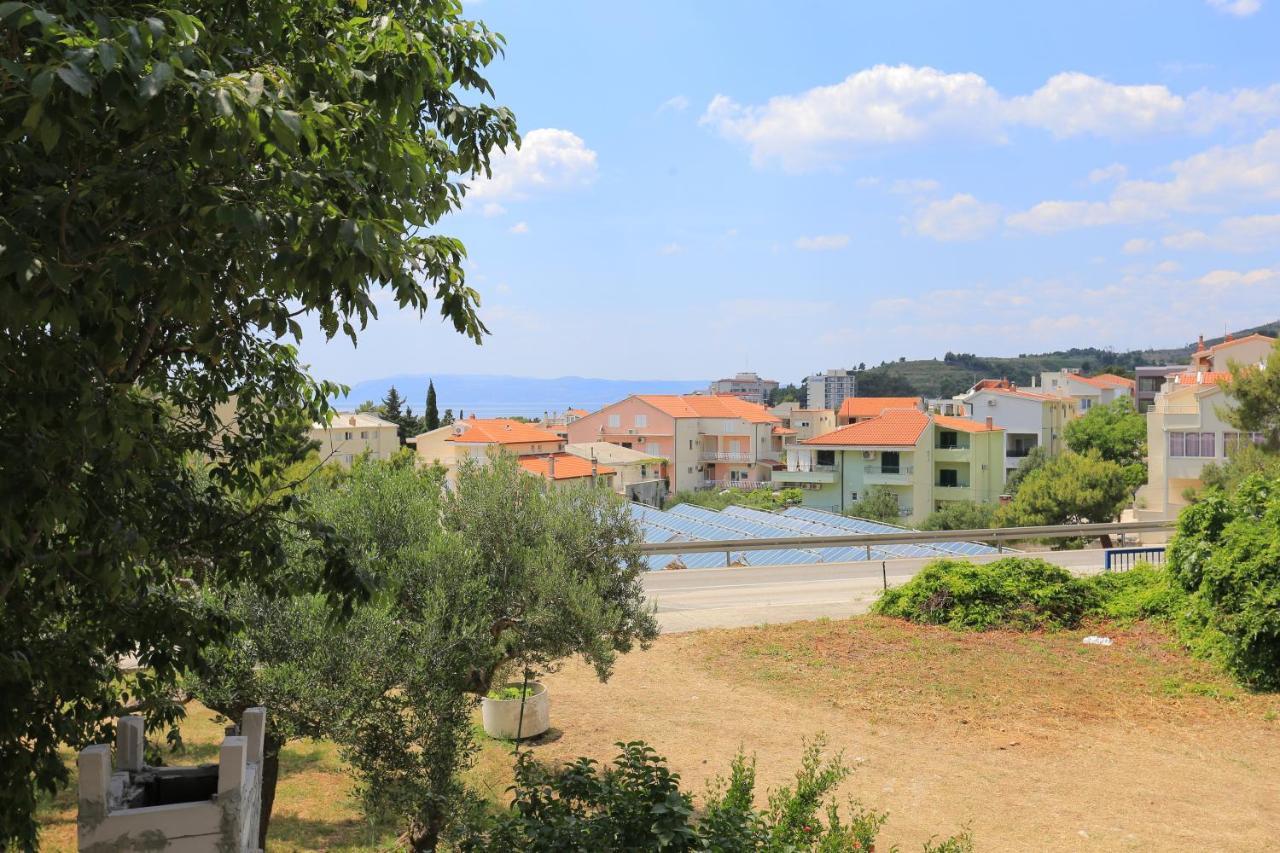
310;412;400;466
836;396;925;426
411;417;612;486
1135;365;1188;413
1038;370;1135;413
566;394;783;493
804;368;858;411
566;442;666;505
538;407;590;440
769;402;836;442
1135;333;1275;524
708;371;779;405
775;408;1004;523
954;379;1075;483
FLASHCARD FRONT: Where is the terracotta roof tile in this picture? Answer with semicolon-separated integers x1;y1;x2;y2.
518;453;615;480
635;394;779;423
1173;371;1233;386
803;409;930;447
446;418;563;445
933;414;1002;433
772;425;797;435
838;396;924;419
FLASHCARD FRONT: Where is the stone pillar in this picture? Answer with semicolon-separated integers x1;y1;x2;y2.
218;736;247;796
116;715;144;772
241;707;266;764
77;744;112;806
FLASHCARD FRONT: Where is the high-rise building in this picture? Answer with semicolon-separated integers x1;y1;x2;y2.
804;369;858;410
707;371;779;405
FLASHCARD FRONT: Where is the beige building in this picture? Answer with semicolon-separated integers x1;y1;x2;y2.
1135;334;1274;523
1037;370;1135;414
410;416;613;487
770;403;836;442
566;442;666;504
954;379;1076;484
310;412;400;466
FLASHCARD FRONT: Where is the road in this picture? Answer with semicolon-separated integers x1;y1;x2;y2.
643;549;1109;633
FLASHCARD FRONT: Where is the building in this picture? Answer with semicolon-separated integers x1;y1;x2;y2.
566;394;784;493
804;368;858;411
954;379;1076;483
1037;370;1135;413
309;411;400;466
566;442;667;505
836;396;925;426
538;407;590;440
1135;333;1274;524
774;408;1005;523
410;416;612;487
769;403;837;442
1135;365;1188;413
708;371;779;405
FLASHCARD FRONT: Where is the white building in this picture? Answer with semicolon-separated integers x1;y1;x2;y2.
954;380;1076;484
309;412;400;466
1037;370;1135;414
708;371;779;405
804;369;858;411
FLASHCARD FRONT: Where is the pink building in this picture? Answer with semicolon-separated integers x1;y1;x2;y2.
567;395;784;493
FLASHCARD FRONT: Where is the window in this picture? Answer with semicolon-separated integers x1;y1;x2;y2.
1169;432;1184;457
938;431;958;449
343;431;353;440
687;466;693;473
849;491;859;501
689;439;694;450
1184;432;1200;457
646;442;661;456
1170;431;1218;458
1201;432;1215;458
816;450;835;467
1080;398;1093;411
881;451;900;473
939;469;959;487
1225;432;1265;455
608;414;621;428
360;430;369;439
634;414;647;428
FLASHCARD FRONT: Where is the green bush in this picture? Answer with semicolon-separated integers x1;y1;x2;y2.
667;487;802;512
874;557;1096;631
455;738;971;852
1083;564;1188;623
1167;475;1280;690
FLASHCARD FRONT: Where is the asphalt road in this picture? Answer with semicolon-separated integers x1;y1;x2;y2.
643;549;1109;633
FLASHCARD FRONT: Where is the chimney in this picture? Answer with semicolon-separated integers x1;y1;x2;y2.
1197;335;1206;352
985;416;993;430
1226;332;1234;342
547;454;556;479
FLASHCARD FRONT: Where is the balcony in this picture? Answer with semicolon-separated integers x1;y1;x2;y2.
1006;447;1036;458
699;450;753;463
774;468;837;484
697;479;775;491
863;464;913;484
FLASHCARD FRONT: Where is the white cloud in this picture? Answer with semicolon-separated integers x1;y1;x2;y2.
890;178;941;195
793;234;851;251
658;95;690;113
1197;265;1280;287
1089;163;1128;184
657;242;684;256
701;65;1280;170
1123;238;1154;254
912;194;1001;242
1206;0;1262;16
508;221;529;234
1163;214;1280;252
467;128;598;202
481;202;507;217
1008;130;1280;233
1155;260;1182;274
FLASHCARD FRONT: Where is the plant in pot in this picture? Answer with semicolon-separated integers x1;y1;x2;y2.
480;668;550;741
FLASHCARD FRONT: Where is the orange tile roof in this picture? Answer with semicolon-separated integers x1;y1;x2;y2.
446;418;563;445
838;396;924;419
933;414;1003;433
566;408;589;417
976;386;1064;403
1209;333;1274;354
518;453;615;481
1173;371;1233;386
634;394;779;423
803;409;930;447
1068;373;1135;390
772;425;797;435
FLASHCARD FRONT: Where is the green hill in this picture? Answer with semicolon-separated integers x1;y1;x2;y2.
848;321;1279;399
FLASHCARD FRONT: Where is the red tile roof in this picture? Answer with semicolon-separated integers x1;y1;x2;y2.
838;396;924;420
933;414;1002;433
772;425;797;435
635;394;779;423
1173;371;1233;386
803;409;930;447
1068;373;1135;390
518;453;615;481
446;418;563;445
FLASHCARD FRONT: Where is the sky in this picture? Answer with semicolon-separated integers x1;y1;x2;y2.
298;0;1280;385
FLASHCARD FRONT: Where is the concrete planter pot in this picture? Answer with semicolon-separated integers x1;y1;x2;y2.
481;682;550;740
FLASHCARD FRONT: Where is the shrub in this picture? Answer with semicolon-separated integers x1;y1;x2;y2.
667;488;802;512
919;500;996;532
456;738;971;852
874;557;1096;631
1167;475;1280;689
1083;564;1188;623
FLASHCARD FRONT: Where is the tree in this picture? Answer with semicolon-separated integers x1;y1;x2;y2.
426;380;441;431
442;408;456;426
1064;398;1147;488
1220;337;1280;449
998;452;1132;544
920;500;996;531
0;1;517;843
193;454;658;848
382;385;408;442
1004;445;1049;496
846;486;904;523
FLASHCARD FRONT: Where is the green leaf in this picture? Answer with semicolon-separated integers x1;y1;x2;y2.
38;119;60;152
246;72;264;105
30;68;52;99
56;65;93;97
214;88;233;117
138;62;173;100
0;2;30;25
96;42;118;72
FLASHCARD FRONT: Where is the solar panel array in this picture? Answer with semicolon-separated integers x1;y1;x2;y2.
632;503;1003;571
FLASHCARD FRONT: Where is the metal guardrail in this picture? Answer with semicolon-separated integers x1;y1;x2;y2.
637;520;1176;555
1104;546;1168;571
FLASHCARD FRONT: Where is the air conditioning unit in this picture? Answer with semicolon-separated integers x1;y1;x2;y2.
987;399;997;406
862;451;875;459
627;428;637;434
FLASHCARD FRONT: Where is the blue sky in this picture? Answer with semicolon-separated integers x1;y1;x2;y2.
299;0;1280;385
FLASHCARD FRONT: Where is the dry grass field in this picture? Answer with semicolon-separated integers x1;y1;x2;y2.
38;616;1280;851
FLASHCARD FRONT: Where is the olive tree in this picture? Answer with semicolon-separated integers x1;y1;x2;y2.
193;454;659;849
0;0;516;842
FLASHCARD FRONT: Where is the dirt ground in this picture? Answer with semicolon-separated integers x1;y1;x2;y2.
526;617;1280;852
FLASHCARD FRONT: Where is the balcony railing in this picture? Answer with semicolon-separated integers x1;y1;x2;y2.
699;451;753;463
935;481;970;489
935;442;970;451
788;462;837;473
697;479;779;491
864;464;913;475
1006;448;1035;458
